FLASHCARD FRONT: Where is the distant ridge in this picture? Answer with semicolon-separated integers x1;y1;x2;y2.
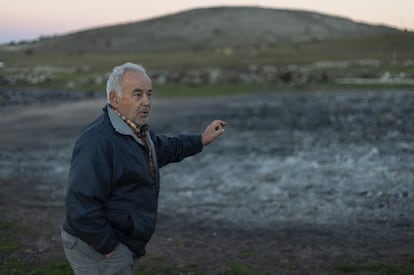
15;6;403;53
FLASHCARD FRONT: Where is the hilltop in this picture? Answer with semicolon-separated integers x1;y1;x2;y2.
6;6;403;54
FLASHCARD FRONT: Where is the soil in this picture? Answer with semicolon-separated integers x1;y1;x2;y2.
0;89;413;274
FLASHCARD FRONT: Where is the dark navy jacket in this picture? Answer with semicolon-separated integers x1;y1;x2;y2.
62;105;203;256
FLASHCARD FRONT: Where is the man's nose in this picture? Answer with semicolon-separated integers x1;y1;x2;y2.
142;94;151;105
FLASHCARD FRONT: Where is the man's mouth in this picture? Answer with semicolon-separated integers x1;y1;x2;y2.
139;109;150;116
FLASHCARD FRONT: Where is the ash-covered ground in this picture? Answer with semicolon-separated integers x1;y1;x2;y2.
1;89;413;273
159;91;414;234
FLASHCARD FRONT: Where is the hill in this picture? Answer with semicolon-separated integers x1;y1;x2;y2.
9;6;403;54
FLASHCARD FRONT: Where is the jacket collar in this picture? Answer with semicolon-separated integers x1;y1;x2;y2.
105;104;143;145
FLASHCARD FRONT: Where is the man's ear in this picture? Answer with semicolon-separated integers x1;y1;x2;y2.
109;91;119;107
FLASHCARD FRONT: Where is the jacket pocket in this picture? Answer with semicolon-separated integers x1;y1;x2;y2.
106;209;133;234
130;209;156;242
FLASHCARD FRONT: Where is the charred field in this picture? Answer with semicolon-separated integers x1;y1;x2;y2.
0;88;413;274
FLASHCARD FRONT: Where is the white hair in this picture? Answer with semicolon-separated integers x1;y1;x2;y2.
106;62;147;102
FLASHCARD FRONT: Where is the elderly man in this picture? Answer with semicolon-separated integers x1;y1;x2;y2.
61;62;225;275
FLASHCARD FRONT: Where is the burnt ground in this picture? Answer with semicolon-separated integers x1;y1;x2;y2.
0;89;414;274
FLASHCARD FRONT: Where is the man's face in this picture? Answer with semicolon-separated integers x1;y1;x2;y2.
111;70;152;126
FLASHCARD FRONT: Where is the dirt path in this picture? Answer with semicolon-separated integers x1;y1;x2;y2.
1;90;413;274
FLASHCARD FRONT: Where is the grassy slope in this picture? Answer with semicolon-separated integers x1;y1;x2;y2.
11;6;400;54
1;33;413;94
2;33;414;69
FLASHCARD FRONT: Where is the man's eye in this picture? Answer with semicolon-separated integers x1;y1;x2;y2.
134;93;142;98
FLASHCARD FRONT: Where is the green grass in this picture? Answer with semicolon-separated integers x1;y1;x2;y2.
0;259;73;275
224;260;251;275
0;221;27;254
335;262;414;274
0;215;72;275
0;235;20;254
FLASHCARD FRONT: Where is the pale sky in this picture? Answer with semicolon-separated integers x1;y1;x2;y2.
1;0;413;44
